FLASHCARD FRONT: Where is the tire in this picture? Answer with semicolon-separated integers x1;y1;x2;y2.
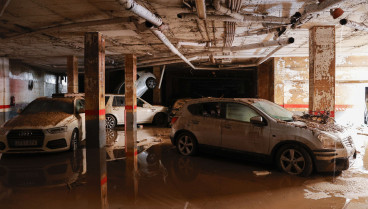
153;112;167;126
70;129;79;151
176;132;198;156
146;77;157;89
106;115;117;129
276;144;313;177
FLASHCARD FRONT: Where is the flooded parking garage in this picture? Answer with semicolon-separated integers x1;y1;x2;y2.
0;126;367;209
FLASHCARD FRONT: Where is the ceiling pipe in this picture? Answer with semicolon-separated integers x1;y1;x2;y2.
205;37;294;52
211;0;290;24
340;19;368;32
178;13;289;24
195;64;257;70
117;0;163;27
256;45;283;65
147;22;196;69
195;0;206;19
291;0;345;26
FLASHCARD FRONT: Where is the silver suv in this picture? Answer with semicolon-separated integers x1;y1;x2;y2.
170;98;356;176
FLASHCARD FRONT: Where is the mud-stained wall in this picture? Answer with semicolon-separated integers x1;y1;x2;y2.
0;59;67;124
273;56;368;125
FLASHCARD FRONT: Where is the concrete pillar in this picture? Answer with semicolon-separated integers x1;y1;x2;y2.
124;54;138;198
67;55;78;93
309;26;335;117
153;66;162;105
257;58;274;102
84;32;108;209
0;57;10;124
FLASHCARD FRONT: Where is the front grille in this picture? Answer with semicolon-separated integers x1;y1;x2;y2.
341;136;353;148
7;130;44;148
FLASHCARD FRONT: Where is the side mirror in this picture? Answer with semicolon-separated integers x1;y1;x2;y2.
250;116;267;126
143;103;150;108
78;108;85;114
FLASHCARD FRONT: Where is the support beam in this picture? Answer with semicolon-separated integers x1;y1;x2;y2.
0;57;10;124
124;54;138;198
84;32;108;209
67;56;78;93
153;66;162;105
309;26;335;117
195;0;206;19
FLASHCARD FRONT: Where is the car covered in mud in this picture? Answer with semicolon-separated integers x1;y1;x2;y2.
105;94;168;129
170;98;356;176
0;94;85;153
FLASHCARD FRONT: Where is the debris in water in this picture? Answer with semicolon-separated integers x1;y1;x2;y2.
253;170;271;176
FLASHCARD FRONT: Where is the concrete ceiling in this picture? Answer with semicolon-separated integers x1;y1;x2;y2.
0;0;368;72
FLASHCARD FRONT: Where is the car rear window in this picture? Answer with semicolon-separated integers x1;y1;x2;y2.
188;102;222;118
105;96;110;105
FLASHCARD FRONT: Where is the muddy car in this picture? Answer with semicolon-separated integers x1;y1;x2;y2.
170;98;356;176
105;94;168;129
0;94;85;153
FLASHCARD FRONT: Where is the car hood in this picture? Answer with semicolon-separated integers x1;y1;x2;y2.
3;112;75;129
283;117;346;136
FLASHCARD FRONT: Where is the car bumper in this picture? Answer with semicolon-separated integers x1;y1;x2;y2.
0;130;70;153
313;148;356;172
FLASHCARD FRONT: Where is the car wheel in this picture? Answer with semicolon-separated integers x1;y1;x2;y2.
106;115;116;129
146;77;157;89
176;132;198;156
276;144;313;177
153;112;167;127
70;129;79;151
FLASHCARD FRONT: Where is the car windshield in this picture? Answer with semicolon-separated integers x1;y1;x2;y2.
252;100;293;121
22;98;74;114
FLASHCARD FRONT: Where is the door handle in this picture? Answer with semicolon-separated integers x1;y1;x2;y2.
191;120;199;124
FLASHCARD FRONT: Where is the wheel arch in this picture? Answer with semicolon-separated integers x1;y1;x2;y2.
271;140;316;168
173;129;197;146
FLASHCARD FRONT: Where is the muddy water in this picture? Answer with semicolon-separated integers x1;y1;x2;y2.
0;127;367;209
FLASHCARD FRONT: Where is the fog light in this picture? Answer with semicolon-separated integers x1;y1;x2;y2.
0;142;5;150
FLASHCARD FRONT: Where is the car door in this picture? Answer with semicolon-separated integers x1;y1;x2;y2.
112;96;126;124
136;98;153;123
221;102;270;154
186;102;223;147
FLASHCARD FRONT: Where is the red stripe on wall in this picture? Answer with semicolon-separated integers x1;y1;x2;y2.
125;105;137;110
280;104;353;109
309;110;335;117
85;109;106;116
0;105;10;109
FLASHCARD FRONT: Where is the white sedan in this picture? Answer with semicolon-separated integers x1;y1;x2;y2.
105;94;168;129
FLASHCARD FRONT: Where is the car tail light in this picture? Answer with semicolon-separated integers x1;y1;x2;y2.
171;117;178;124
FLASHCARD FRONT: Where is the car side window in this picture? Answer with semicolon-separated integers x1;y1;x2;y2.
113;96;125;107
105;96;110;105
137;98;144;107
188;102;222;118
226;103;259;122
76;99;85;112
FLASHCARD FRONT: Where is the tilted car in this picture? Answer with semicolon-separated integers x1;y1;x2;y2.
170;98;357;176
105;94;168;129
0;94;85;153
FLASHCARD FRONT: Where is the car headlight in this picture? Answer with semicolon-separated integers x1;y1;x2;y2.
317;133;344;149
0;128;8;135
47;126;67;134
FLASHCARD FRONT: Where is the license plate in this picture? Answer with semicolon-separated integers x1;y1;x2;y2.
15;140;37;146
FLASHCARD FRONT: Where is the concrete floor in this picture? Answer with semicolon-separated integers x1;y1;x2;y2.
0;126;367;209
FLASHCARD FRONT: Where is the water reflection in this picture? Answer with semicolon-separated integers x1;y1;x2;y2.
0;128;366;209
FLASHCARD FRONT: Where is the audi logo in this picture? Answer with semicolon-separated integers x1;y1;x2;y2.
18;131;32;137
